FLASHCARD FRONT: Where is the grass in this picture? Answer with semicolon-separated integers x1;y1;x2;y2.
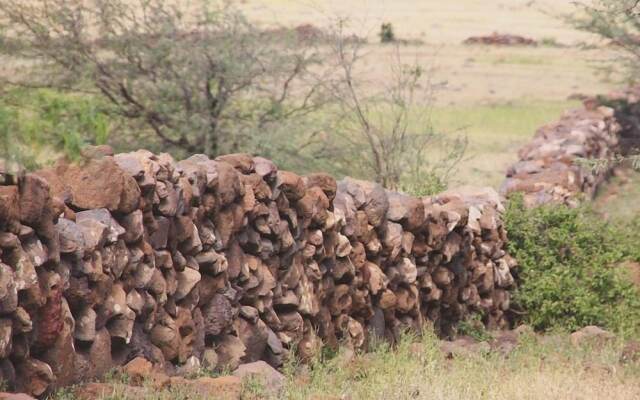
593;169;640;222
431;99;579;187
48;330;640;400
282;330;640;400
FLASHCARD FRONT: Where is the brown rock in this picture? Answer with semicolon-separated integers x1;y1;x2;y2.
202;294;234;337
122;357;155;385
0;186;20;227
56;219;85;254
233;361;285;396
278;171;305;201
39;298;75;387
76;328;113;381
0;263;17;314
62;157;140;213
119;210;144;243
216;335;246;370
305;173;337;200
236;317;268;363
0;319;11;359
14;358;55;398
215;161;243;207
75;209;125;243
17;174;51;227
0;393;36;400
253;156;278;179
175;267;201;300
570;326;615;347
215;153;255;173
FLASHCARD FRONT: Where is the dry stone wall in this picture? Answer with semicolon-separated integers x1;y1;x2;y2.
500;104;620;207
501;87;640;207
0;149;515;396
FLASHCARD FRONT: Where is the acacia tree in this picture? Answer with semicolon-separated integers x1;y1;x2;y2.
573;0;640;81
324;20;466;192
0;1;466;192
0;0;333;159
572;0;640;168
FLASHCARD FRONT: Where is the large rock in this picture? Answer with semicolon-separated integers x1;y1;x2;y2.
14;358;55;398
17;175;51;227
233;361;285;396
216;335;246;370
570;326;615;346
56;157;140;213
0;393;36;400
0;186;20;227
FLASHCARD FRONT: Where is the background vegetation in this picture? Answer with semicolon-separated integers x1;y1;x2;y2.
505;195;640;337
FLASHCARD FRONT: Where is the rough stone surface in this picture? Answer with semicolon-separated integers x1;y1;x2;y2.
570;326;615;347
233;360;285;396
0;150;518;394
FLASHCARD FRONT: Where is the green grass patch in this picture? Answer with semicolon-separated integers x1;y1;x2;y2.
431;99;579;186
593;170;640;223
0;87;112;170
431;99;579;142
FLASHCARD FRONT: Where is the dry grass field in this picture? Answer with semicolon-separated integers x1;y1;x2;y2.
241;0;616;187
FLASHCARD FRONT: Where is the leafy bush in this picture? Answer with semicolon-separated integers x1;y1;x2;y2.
505;194;640;336
379;23;395;43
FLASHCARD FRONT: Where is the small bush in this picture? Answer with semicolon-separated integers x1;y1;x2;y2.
505;194;640;337
540;36;561;47
456;314;492;341
399;173;447;197
379;22;395;43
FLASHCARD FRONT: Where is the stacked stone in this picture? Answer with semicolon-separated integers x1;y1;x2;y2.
501;105;621;207
0;149;515;397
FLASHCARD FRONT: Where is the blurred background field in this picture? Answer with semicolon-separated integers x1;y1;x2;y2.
0;0;625;189
239;0;614;187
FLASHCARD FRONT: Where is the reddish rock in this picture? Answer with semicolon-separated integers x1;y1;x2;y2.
216;335;246;370
31;283;63;353
233;361;285;396
215;153;255;173
39;298;76;388
14;358;55;398
0;393;36;400
570;326;615;346
122;357;169;387
0;186;20;227
305;173;338;201
278;171;305;201
60;157;140;213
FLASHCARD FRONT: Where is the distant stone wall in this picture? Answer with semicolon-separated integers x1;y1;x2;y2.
501;87;640;207
0;150;515;397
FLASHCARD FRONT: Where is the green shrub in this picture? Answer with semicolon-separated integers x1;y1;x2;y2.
399;172;447;197
505;194;640;337
456;314;492;341
379;23;395;43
